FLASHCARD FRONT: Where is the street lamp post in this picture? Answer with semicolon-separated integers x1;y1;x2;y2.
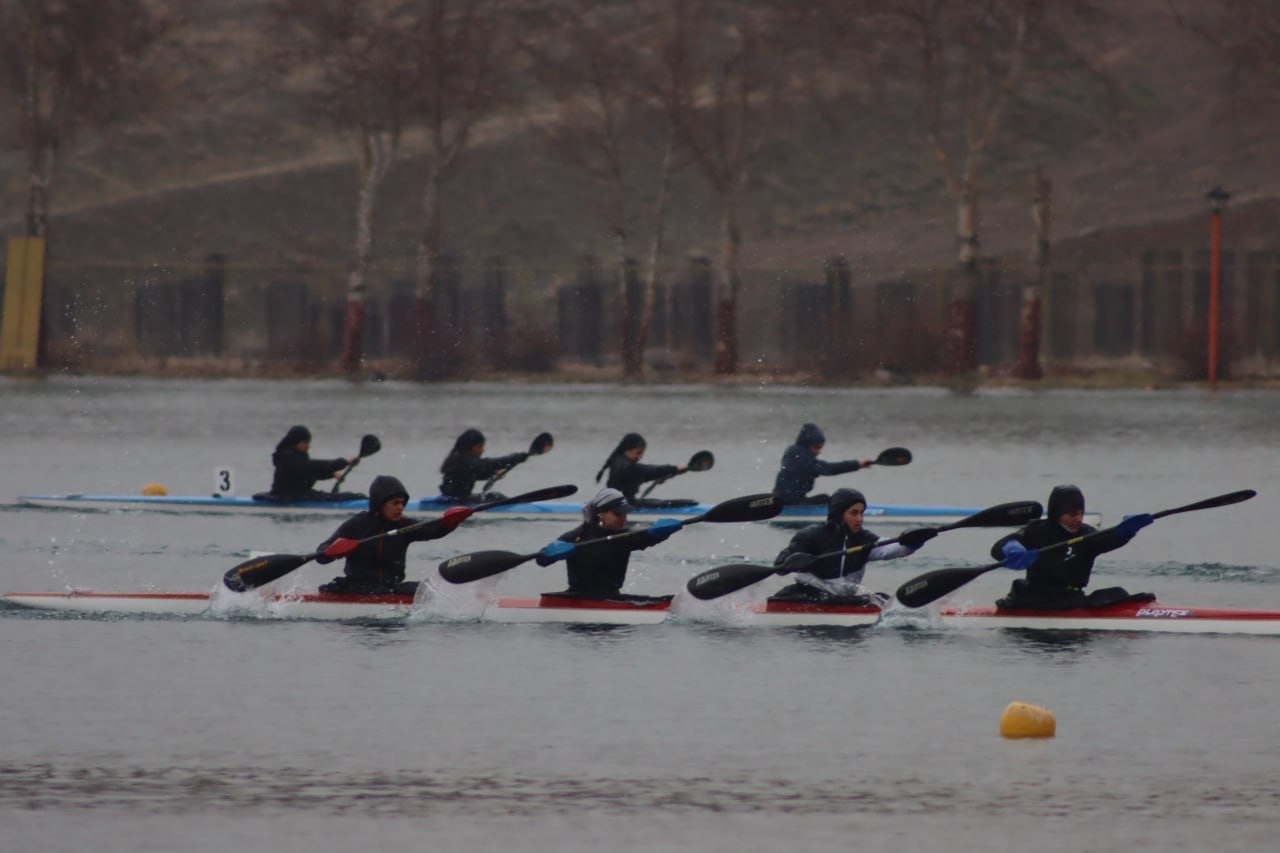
1206;186;1230;390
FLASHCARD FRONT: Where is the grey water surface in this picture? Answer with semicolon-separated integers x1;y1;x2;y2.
1;376;1278;852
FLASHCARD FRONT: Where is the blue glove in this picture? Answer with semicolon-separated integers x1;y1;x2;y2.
647;518;683;543
1115;513;1154;541
1001;540;1039;571
535;540;577;566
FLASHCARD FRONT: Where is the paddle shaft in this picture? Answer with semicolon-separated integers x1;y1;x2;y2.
640;450;714;498
894;489;1257;609
224;483;578;592
483;432;553;492
331;434;381;494
685;499;1042;601
440;493;781;584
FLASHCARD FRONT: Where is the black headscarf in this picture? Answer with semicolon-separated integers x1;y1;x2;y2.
596;432;646;483
275;425;311;452
442;429;486;471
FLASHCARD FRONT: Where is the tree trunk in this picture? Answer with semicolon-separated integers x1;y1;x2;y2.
713;194;741;375
1015;165;1049;380
946;194;980;373
25;143;54;239
412;168;443;379
639;130;676;373
339;133;394;376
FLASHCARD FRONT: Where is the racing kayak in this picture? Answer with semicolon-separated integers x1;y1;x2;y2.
15;493;1086;527
5;589;1279;634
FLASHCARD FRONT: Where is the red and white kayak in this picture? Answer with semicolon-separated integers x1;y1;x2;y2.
0;589;420;621
5;589;1280;634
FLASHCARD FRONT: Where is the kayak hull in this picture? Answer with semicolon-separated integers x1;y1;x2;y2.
16;493;1088;527
5;590;1279;634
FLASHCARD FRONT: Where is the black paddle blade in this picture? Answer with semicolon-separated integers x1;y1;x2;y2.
688;450;715;472
874;447;912;466
439;550;535;584
697;493;782;524
948;500;1044;530
895;563;1002;609
223;553;314;592
529;432;554;455
358;434;382;458
685;563;778;600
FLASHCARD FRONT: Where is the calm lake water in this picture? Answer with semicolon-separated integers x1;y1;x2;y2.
2;376;1278;852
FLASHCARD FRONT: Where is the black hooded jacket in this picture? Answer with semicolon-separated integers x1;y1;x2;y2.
772;488;880;581
317;475;452;592
771;423;863;503
270;436;348;499
439;431;528;498
554;522;658;598
990;520;1128;593
604;456;680;503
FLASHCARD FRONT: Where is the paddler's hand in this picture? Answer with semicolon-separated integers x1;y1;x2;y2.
898;527;938;550
776;552;815;575
1115;513;1154;542
536;540;576;566
319;537;359;563
1000;540;1038;571
646;518;682;543
438;506;473;533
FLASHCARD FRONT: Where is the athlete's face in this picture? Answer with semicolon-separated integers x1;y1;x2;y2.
381;497;406;522
842;503;866;533
598;508;629;530
624;446;646;462
1058;508;1084;534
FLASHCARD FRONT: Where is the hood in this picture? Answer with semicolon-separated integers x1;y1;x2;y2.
827;488;866;524
582;487;633;523
1047;484;1085;519
368;475;410;513
796;423;826;447
450;428;485;454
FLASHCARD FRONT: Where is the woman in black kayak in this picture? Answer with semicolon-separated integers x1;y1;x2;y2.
439;428;529;502
317;475;470;595
596;433;687;505
267;425;358;501
992;484;1155;610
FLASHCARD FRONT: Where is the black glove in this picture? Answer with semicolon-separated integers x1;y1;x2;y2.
898;527;938;550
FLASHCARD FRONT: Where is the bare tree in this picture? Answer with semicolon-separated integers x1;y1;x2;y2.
0;0;179;238
655;0;785;376
400;0;523;379
1172;1;1280;100
265;0;410;376
527;0;681;379
806;0;1119;376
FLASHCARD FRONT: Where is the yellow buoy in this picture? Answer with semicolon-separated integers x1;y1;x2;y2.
999;701;1056;739
140;483;169;496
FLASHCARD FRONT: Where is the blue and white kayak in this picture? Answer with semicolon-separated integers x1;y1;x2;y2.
4;589;1278;633
15;493;1081;527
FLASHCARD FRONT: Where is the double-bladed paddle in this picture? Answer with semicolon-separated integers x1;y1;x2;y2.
330;434;382;495
483;432;554;492
639;450;715;498
222;483;578;592
438;492;782;584
684;500;1044;601
894;489;1258;609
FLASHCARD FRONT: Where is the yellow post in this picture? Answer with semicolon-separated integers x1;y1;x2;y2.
1;237;47;370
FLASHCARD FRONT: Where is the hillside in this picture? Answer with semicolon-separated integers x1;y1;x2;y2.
2;0;1277;332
